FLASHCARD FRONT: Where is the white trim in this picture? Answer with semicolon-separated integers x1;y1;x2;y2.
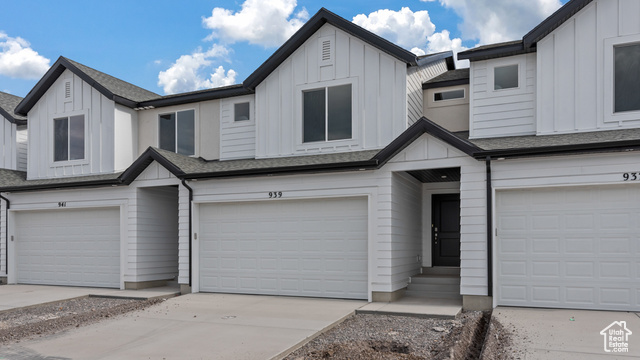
604;34;640;123
49;109;89;167
158;108;197;157
433;88;466;102
232;101;252;122
487;57;526;95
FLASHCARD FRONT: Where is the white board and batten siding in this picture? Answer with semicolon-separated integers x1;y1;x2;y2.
537;0;640;135
407;60;450;126
220;94;256;160
0;115;19;171
255;23;407;158
469;53;537;139
385;134;488;296
26;69;119;180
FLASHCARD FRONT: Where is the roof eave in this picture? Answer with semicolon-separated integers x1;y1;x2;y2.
423;78;469;90
457;41;529;62
475;139;640;160
138;86;254;108
1;178;122;193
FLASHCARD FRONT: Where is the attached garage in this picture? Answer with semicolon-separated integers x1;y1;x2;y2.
198;197;368;299
496;185;640;311
15;207;121;288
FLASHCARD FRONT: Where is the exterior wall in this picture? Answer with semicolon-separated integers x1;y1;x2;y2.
470;53;536;139
407;60;449;126
390;172;423;287
138;99;220;160
423;85;470;132
26;69;116;180
0;116;17;171
16;125;27;172
255;23;408;158
220;94;256;160
0;200;5;276
135;186;179;282
114;105;138;171
537;0;640;135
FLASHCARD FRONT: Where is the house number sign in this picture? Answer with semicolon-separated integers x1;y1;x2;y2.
268;192;283;198
623;173;640;181
58;202;67;207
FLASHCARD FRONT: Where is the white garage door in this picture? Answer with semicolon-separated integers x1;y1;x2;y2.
496;185;640;311
199;197;368;299
16;207;120;288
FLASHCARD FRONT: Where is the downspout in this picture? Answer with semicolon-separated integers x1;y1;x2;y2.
485;157;493;297
0;193;9;282
181;180;194;289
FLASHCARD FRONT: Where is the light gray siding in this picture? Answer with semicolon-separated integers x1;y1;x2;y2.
220;94;256;160
407;60;449;126
470;53;536;139
16;126;27;172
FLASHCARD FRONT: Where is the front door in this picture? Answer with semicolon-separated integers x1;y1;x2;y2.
432;194;461;267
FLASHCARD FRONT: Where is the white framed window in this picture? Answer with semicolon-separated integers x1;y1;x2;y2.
487;57;526;95
53;114;85;162
303;84;352;143
234;102;251;121
494;64;519;90
159;109;195;155
605;34;640;123
434;89;465;102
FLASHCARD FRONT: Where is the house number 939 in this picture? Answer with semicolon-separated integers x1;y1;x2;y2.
268;192;283;198
623;173;640;181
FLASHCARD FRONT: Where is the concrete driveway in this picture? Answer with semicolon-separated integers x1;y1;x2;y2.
494;307;640;359
0;293;365;360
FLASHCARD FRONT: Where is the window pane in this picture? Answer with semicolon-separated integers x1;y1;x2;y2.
494;65;518;90
434;89;465;101
234;102;250;121
69;115;85;160
615;44;640;113
159;113;176;152
303;89;326;142
177;110;195;156
54;117;68;162
327;84;352;141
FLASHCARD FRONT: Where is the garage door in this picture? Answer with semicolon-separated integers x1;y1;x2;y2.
496;186;640;311
16;207;120;288
199;197;368;299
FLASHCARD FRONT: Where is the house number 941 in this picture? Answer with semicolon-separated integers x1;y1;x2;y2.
268;192;283;198
58;202;67;207
623;173;640;181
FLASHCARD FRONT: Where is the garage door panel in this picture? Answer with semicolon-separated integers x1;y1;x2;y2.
200;198;367;299
497;186;640;311
16;208;120;288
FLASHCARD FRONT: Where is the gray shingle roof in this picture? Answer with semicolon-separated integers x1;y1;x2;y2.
424;69;469;84
0;91;26;123
0;169;121;190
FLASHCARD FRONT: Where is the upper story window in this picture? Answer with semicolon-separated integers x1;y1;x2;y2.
54;115;85;162
159;109;195;156
434;89;465;101
303;84;352;143
234;102;250;121
494;64;519;90
614;43;640;113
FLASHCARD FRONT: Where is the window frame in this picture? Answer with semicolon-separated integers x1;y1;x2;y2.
299;82;356;144
487;57;526;95
233;101;252;122
433;88;466;102
157;108;197;156
604;34;640;123
50;110;88;166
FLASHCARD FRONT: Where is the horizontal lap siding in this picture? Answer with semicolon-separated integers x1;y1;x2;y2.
220;95;256;160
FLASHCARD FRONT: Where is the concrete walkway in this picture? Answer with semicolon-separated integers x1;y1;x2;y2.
357;296;462;319
0;284;180;312
0;293;365;360
494;307;640;359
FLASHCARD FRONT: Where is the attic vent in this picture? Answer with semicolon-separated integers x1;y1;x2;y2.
64;80;72;102
321;40;331;61
318;36;334;65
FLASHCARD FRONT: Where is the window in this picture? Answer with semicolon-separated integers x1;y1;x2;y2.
434;89;465;101
303;84;352;143
54;115;85;162
494;64;519;90
234;102;250;121
614;43;640;113
159;110;195;156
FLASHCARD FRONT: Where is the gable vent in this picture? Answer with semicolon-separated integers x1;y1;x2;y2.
321;40;332;61
64;80;72;102
318;36;334;65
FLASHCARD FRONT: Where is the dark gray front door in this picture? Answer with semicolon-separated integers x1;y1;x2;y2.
432;194;461;267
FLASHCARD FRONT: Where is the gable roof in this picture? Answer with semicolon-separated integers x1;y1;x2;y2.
0;91;27;125
243;8;419;90
15;56;161;116
459;0;593;61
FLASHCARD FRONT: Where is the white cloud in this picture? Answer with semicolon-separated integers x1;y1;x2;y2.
0;32;50;79
157;45;236;94
352;8;435;50
438;0;563;44
203;0;308;48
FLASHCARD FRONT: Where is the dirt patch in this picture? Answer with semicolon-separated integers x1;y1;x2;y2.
480;317;513;360
284;312;490;360
0;297;163;345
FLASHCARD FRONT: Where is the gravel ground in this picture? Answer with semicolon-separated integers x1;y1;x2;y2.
0;297;163;345
284;312;485;360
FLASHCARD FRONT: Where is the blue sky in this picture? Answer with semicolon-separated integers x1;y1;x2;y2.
0;0;568;98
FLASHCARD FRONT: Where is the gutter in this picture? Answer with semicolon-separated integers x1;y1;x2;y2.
0;193;9;280
485;157;493;297
181;179;194;289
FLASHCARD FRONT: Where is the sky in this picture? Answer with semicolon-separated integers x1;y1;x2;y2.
0;0;569;98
